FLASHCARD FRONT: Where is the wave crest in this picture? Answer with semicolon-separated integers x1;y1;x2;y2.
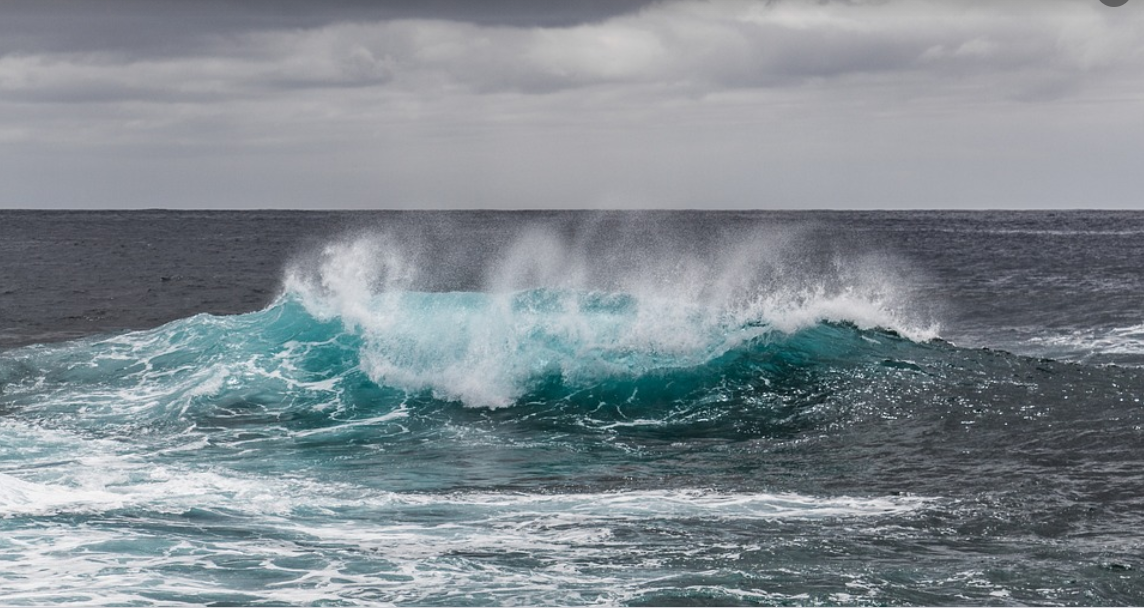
283;228;935;407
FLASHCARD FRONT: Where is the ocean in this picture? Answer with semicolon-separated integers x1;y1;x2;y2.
1;210;1142;606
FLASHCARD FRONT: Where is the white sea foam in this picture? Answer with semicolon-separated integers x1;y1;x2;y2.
185;365;230;398
0;418;933;605
393;489;930;525
0;456;928;521
1028;323;1144;360
1;416;928;521
0;473;127;515
0;475;932;604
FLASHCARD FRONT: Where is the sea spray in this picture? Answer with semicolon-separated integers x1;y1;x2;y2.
282;221;935;407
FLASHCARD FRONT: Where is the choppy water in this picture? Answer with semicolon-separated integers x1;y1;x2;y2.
1;210;1143;605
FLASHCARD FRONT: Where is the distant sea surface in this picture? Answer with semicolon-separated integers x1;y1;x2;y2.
2;210;1143;606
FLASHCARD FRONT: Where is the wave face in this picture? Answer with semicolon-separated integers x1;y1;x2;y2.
4;218;1144;606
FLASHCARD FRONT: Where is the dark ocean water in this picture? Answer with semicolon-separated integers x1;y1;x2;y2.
1;210;1143;606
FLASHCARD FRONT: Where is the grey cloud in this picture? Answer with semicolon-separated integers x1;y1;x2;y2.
5;1;1139;104
1;0;1143;209
0;0;660;57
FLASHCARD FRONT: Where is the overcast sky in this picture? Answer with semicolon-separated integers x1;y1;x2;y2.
1;0;1142;209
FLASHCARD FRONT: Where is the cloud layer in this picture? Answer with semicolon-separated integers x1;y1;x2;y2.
2;0;1143;208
